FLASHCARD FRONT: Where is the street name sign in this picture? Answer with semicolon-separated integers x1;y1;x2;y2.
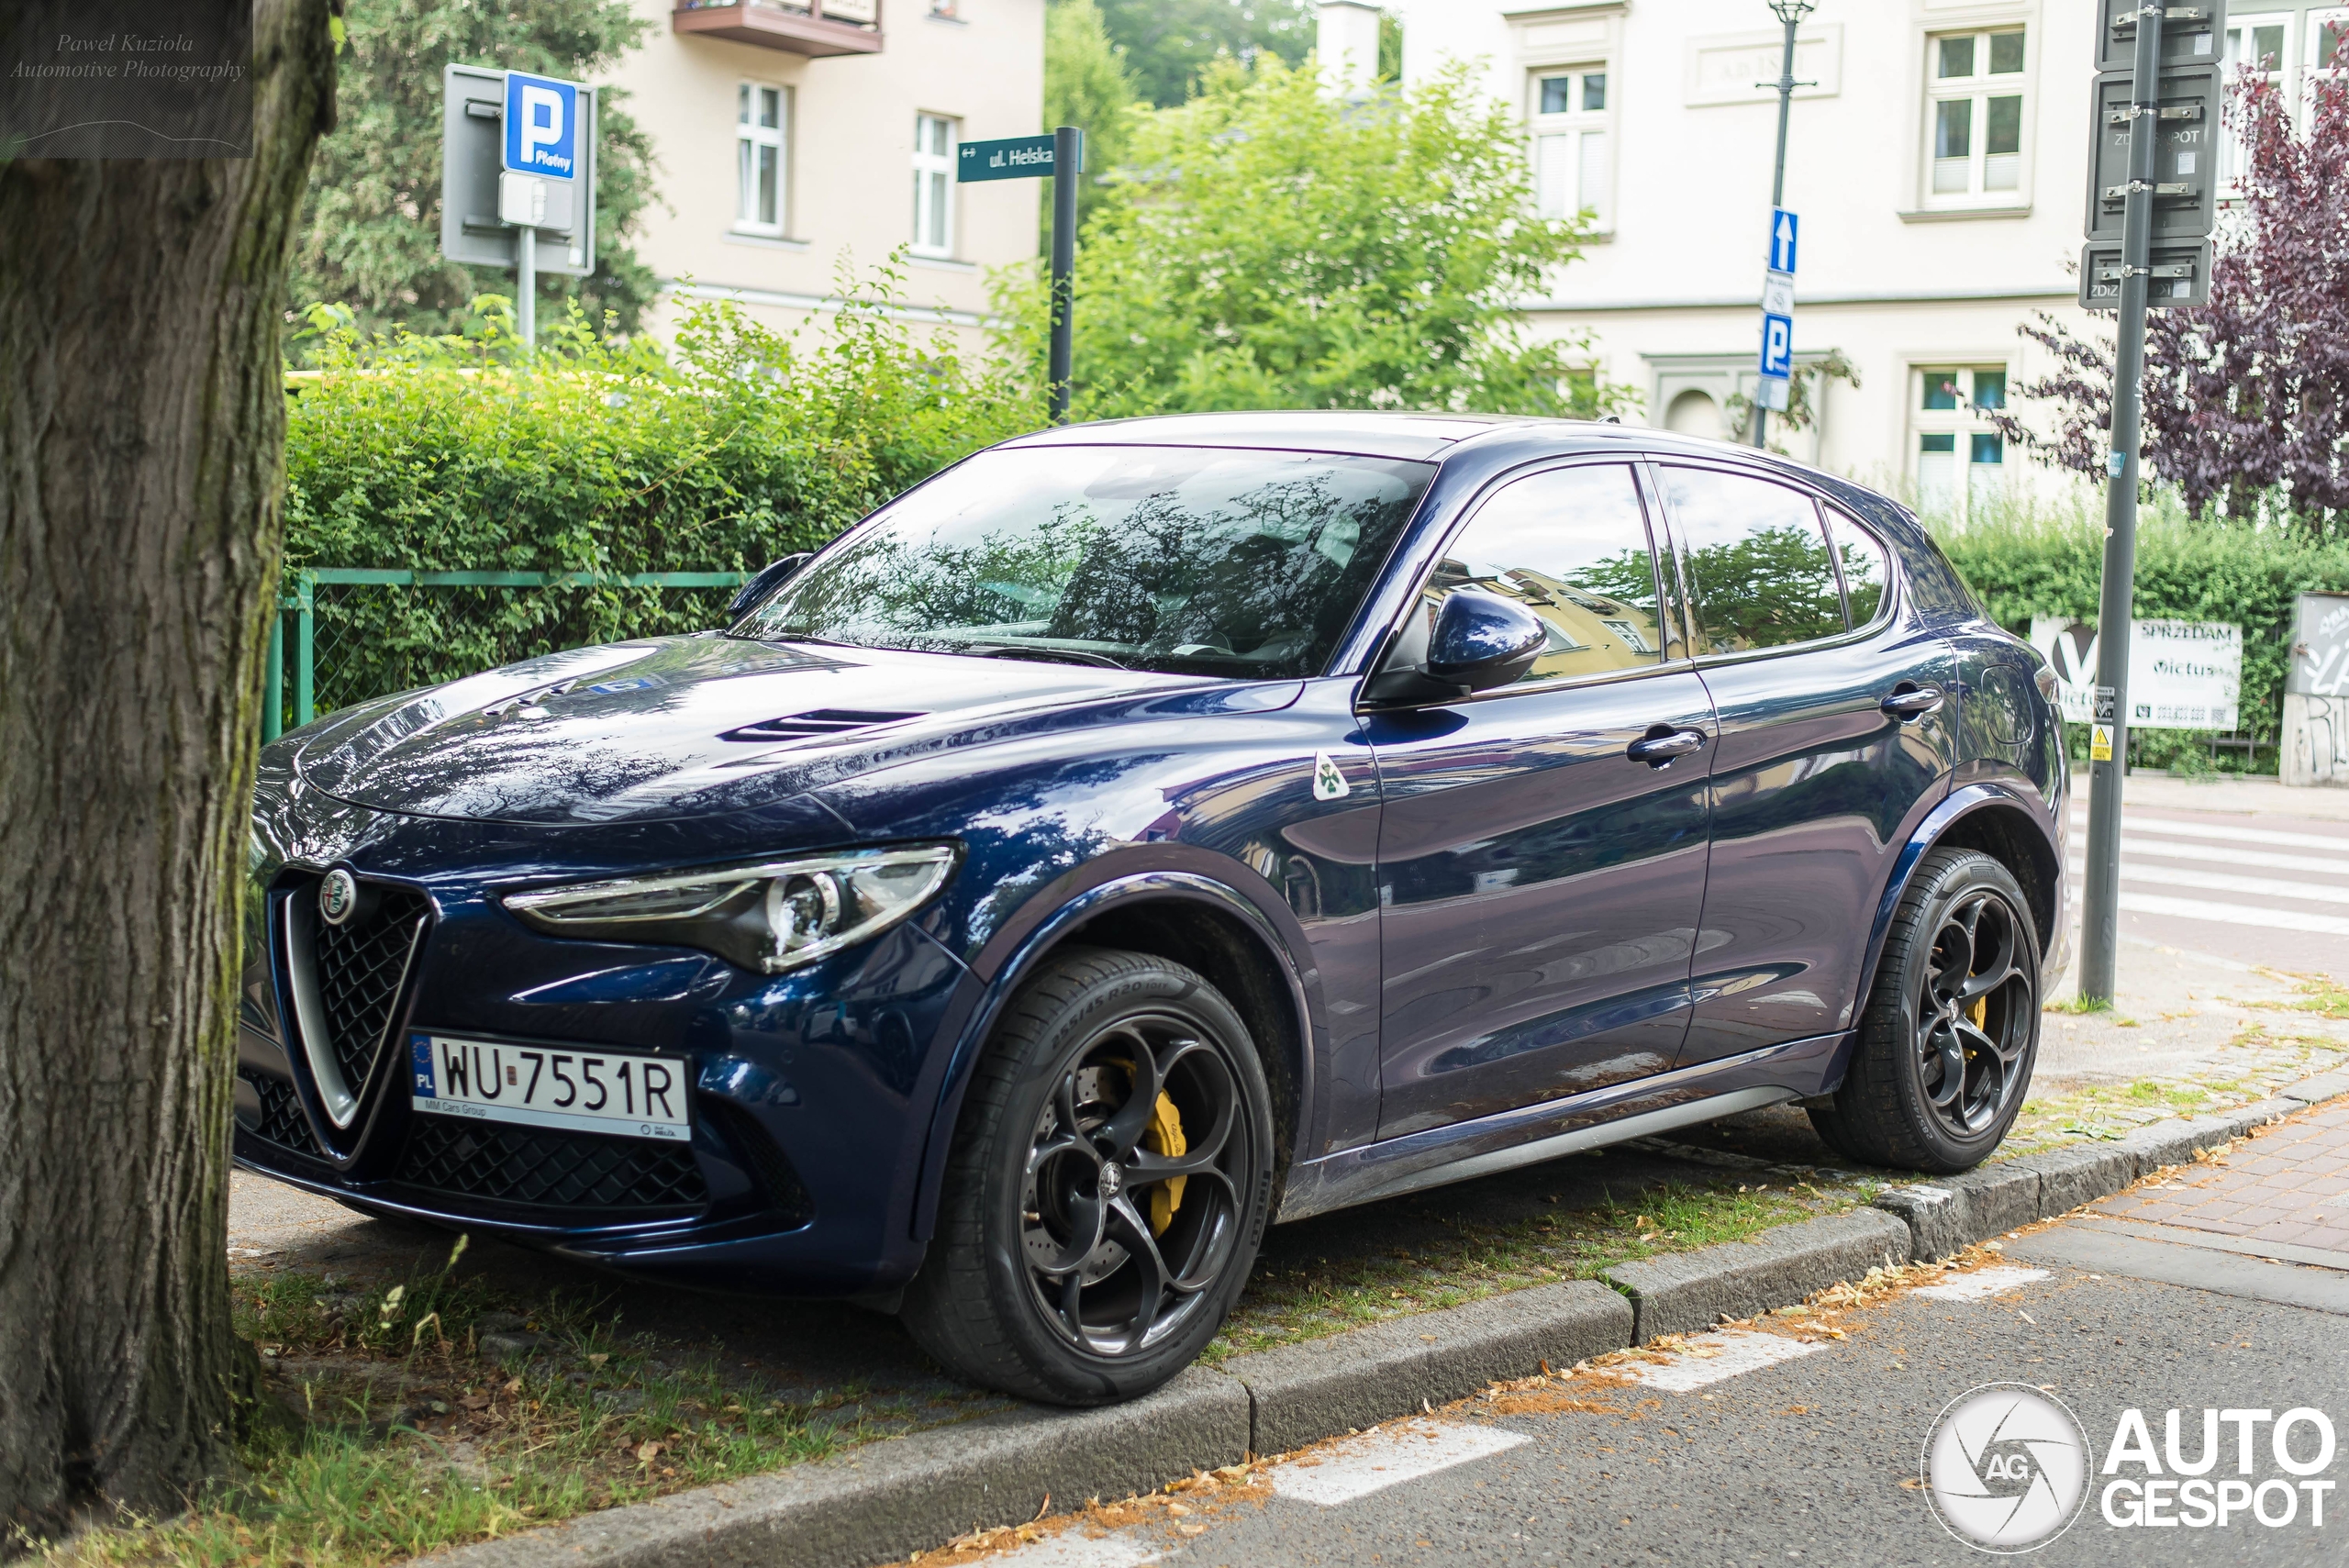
958;133;1081;183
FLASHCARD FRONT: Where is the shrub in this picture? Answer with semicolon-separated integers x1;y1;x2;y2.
282;276;1040;710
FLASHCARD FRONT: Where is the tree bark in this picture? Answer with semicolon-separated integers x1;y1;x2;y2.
0;0;337;1540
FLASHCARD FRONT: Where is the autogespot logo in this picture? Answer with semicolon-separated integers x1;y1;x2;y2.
1921;1384;2092;1553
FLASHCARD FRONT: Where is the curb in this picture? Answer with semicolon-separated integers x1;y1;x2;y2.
419;1077;2341;1568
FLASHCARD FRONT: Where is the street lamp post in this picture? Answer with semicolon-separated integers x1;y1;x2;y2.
1750;0;1813;450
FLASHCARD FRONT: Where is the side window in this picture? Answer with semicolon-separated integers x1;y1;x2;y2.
1659;466;1845;655
1421;464;1668;688
1824;507;1893;627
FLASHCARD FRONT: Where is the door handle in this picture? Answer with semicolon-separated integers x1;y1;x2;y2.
1880;684;1945;721
1626;728;1706;766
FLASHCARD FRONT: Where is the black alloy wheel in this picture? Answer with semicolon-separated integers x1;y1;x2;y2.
901;948;1274;1405
1809;848;2042;1173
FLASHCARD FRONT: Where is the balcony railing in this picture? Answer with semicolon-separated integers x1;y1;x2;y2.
672;0;883;57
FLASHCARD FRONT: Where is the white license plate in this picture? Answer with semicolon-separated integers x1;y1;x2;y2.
409;1033;690;1141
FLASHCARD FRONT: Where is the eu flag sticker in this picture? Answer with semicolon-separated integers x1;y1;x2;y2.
412;1033;437;1096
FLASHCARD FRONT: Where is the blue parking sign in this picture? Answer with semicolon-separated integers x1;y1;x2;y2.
1759;313;1794;379
504;72;580;179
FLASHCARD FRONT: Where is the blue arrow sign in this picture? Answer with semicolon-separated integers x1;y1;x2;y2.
505;71;580;180
1759;313;1794;379
1768;207;1798;274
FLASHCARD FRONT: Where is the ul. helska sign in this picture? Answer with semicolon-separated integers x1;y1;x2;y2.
505;72;579;179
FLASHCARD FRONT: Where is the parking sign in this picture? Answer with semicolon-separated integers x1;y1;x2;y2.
1759;313;1793;378
504;72;579;179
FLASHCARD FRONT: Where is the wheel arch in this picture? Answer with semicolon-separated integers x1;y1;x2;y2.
908;870;1319;1244
1859;784;2064;1023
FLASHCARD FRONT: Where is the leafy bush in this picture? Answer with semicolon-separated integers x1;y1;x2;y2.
283;276;1039;710
1932;493;2349;767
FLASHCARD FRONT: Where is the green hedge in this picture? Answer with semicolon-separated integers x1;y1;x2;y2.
283;287;1039;708
1933;496;2349;771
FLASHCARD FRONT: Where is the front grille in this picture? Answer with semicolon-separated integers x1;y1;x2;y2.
312;886;430;1093
243;1072;322;1157
393;1116;709;1214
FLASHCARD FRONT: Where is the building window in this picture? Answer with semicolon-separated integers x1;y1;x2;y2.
736;83;787;236
1531;65;1612;228
1912;367;2009;520
912;112;957;256
2221;14;2292;187
1925;27;2027;203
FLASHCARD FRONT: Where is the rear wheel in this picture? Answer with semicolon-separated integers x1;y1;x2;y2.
1809;848;2041;1173
900;948;1274;1405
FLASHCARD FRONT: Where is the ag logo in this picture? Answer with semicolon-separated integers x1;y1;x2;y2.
1310;751;1350;802
318;868;362;927
1922;1384;2090;1553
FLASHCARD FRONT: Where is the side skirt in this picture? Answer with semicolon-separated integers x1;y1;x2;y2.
1275;1030;1851;1223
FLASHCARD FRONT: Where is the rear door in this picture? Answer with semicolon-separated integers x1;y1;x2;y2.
1650;462;1957;1066
1367;461;1716;1139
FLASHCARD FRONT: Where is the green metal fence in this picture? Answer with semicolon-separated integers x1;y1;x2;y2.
262;567;751;741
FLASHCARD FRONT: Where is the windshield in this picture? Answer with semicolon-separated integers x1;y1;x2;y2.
733;445;1435;678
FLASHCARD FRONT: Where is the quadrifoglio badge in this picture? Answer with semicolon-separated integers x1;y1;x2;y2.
1923;1386;2338;1552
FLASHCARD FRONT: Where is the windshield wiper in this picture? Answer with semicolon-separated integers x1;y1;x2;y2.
965;643;1127;670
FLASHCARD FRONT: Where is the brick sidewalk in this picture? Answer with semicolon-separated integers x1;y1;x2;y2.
2087;1095;2349;1267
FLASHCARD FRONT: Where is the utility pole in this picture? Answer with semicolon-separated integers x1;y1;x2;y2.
1749;0;1812;449
2077;1;2223;1001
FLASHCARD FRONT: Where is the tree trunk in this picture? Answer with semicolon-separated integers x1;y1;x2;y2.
0;0;337;1539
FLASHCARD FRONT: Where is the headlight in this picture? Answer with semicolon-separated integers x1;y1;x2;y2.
502;844;959;973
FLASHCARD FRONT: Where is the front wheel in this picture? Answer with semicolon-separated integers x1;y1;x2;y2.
1809;848;2042;1173
900;948;1275;1405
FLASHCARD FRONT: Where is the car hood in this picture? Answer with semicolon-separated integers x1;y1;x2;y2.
295;635;1197;826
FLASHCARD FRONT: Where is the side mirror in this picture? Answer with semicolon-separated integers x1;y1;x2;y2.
1427;588;1547;691
726;553;812;622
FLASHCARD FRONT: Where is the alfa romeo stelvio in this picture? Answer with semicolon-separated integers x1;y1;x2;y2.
239;413;2067;1403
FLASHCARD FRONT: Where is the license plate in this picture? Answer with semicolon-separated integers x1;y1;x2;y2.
410;1033;689;1141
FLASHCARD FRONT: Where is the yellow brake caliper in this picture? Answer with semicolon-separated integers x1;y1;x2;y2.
1146;1091;1187;1235
1968;995;1987;1030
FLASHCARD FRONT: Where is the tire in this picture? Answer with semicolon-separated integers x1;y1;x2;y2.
900;947;1275;1406
1808;848;2043;1173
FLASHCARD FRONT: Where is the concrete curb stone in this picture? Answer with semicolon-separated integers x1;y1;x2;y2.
1228;1278;1630;1454
1871;1161;2040;1262
422;1366;1248;1568
1600;1210;1912;1340
2221;1097;2300;1138
2282;1073;2349;1105
2120;1113;2243;1172
2001;1142;2141;1219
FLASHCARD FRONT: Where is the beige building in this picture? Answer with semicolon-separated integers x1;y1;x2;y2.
608;0;1046;344
1335;0;2286;516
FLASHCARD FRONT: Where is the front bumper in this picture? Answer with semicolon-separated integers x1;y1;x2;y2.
237;818;978;1296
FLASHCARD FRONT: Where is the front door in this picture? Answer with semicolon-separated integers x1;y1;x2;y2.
1368;462;1716;1140
1651;462;1958;1065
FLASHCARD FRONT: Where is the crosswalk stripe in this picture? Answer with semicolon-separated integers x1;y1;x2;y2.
2065;833;2349;877
1267;1420;1527;1506
2066;858;2349;907
2112;891;2349;938
1620;1328;1821;1392
2065;811;2349;853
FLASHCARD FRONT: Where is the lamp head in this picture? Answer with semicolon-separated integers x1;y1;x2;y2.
1767;0;1816;23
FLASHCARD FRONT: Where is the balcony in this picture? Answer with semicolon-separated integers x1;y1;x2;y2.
672;0;882;57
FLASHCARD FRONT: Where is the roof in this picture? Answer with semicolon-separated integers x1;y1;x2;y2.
1002;410;1539;462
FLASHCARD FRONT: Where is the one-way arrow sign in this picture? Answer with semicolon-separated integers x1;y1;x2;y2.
1768;207;1799;273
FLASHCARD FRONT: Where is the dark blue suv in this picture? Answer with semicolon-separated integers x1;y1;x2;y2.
239;413;2067;1404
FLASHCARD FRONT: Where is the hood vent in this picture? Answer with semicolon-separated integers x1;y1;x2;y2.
719;707;925;743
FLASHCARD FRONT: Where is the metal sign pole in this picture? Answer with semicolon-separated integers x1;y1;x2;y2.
1048;125;1082;425
2079;5;2165;1003
516;227;536;349
1750;0;1811;449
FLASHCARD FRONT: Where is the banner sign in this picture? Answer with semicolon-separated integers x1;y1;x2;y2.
2030;617;2243;731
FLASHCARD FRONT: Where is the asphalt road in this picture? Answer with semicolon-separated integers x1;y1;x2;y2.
990;1261;2349;1568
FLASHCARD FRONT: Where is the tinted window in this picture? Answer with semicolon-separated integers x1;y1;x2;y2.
1419;464;1667;687
1824;507;1892;626
736;446;1433;678
1660;467;1845;655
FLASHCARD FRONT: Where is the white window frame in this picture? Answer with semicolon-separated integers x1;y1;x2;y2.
911;112;958;258
1528;62;1616;231
1920;24;2033;212
2220;12;2293;193
735;83;789;238
1909;364;2012;524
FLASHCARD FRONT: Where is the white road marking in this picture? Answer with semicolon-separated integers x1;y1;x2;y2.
1911;1265;2051;1302
2065;832;2349;877
1267;1420;1527;1507
2066;812;2349;852
2065;858;2349;906
1619;1328;1822;1393
979;1532;1162;1568
2109;890;2349;938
